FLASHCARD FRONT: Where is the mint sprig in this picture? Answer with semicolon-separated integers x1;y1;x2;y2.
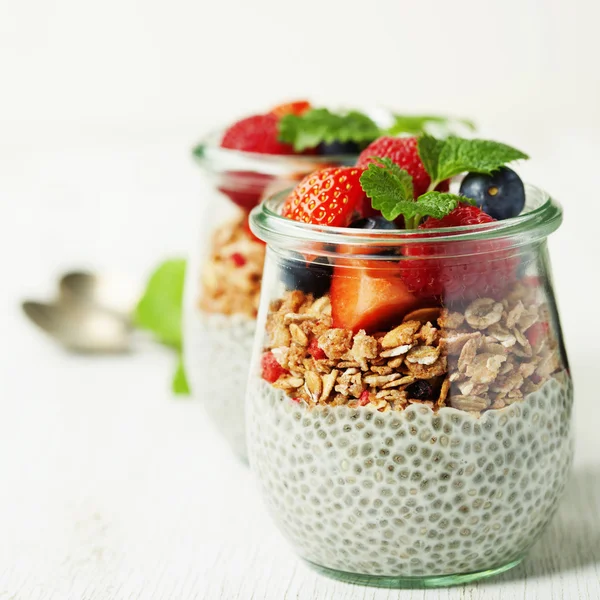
278;109;477;152
418;135;528;190
278;108;380;152
359;158;464;227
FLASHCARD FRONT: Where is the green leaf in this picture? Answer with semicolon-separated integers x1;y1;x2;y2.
134;258;186;349
359;157;415;221
172;354;190;395
415;192;464;219
278;108;380;152
417;134;445;181
388;115;476;137
418;135;529;184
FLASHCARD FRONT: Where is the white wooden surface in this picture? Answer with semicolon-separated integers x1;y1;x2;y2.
2;127;600;599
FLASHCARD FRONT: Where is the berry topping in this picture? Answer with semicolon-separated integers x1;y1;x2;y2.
401;204;519;301
221;113;295;155
281;253;332;297
261;351;288;383
357;136;448;198
459;167;526;220
281;167;370;226
308;338;327;360
349;216;398;230
405;380;435;400
526;321;550;348
330;260;418;333
270;100;311;118
230;252;247;267
358;390;370;406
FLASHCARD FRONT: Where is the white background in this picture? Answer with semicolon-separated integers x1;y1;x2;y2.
1;1;600;598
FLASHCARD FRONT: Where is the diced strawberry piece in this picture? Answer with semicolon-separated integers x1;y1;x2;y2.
230;252;246;267
270;100;312;118
330;260;419;333
308;338;327;360
359;390;370;406
261;351;288;383
281;167;370;227
526;322;550;348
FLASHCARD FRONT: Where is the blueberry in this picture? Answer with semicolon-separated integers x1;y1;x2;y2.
317;140;364;156
281;252;332;297
349;216;398;230
459;167;525;220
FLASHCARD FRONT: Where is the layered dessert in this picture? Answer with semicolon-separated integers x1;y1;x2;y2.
189;102;463;460
247;133;573;584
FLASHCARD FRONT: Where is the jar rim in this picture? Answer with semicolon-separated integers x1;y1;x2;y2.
250;183;563;252
192;129;358;177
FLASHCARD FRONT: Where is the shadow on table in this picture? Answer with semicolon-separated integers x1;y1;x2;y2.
495;464;600;583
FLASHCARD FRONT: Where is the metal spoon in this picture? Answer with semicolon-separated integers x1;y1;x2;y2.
22;300;132;353
59;271;140;318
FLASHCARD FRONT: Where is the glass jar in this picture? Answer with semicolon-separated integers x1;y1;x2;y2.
183;129;358;461
246;184;573;587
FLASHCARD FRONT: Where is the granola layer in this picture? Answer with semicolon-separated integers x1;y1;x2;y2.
199;216;265;318
262;280;562;415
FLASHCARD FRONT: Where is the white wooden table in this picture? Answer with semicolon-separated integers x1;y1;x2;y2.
2;127;599;599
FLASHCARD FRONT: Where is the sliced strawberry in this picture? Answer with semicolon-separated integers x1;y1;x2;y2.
270;100;312;118
400;204;519;302
281;167;370;227
261;351;288;383
330;260;419;333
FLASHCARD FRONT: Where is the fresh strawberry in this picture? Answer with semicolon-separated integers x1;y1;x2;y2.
330;260;419;333
221;113;294;155
270;100;311;118
357;136;449;198
261;351;288;383
219;113;295;210
308;338;327;360
281;167;371;226
401;204;519;301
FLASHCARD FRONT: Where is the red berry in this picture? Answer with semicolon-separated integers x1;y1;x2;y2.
330;259;419;333
401;204;519;301
357;136;449;198
270;100;311;118
281;167;371;227
221;113;294;155
230;252;246;267
308;338;327;360
526;322;549;349
359;390;370;406
261;351;288;383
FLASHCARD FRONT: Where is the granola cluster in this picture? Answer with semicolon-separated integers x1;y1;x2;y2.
199;216;265;318
263;280;562;415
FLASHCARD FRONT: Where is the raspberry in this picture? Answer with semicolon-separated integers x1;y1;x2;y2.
357;136;449;198
261;352;288;383
401;204;519;302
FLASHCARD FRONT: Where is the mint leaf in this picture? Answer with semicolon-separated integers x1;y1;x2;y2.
415;192;463;219
388;115;476;137
172;353;190;395
418;135;528;184
417;134;445;182
134;258;186;348
278;108;380;152
359;157;414;221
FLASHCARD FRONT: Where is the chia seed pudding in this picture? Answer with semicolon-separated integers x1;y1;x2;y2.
245;131;573;586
